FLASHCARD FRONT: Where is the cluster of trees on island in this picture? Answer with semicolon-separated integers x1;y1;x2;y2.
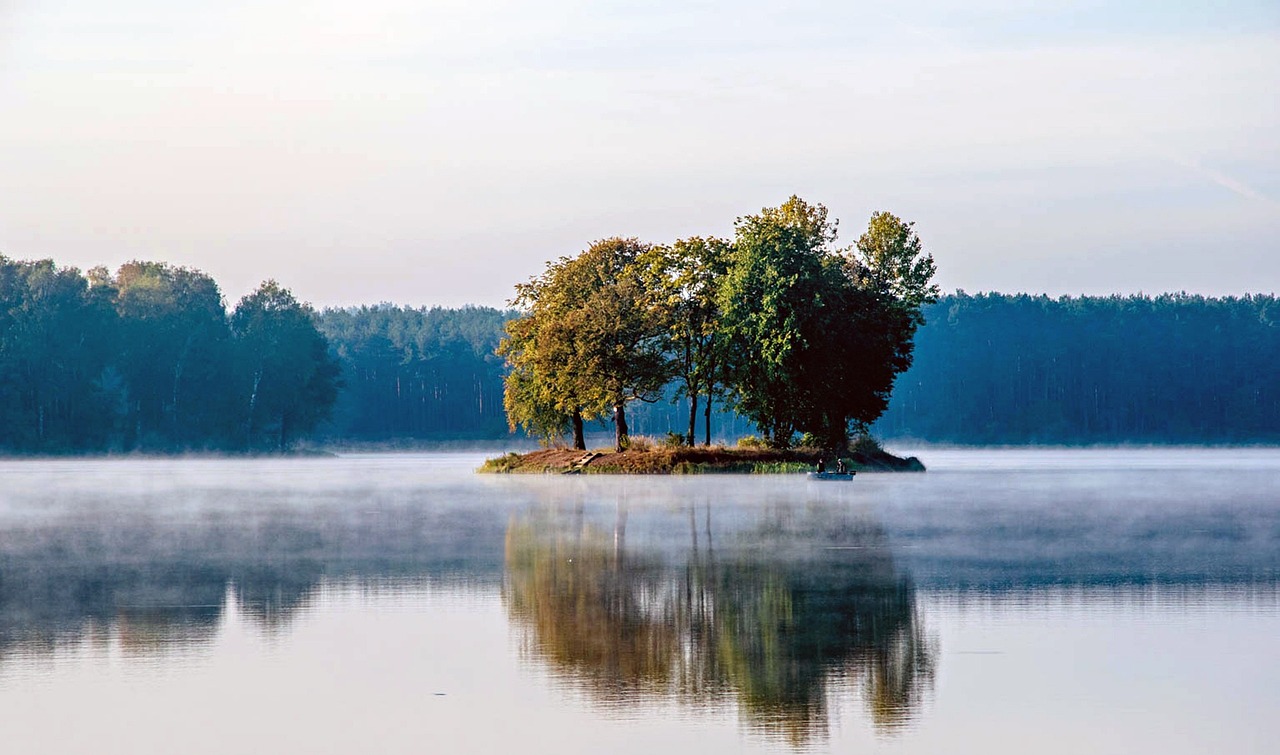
499;196;939;451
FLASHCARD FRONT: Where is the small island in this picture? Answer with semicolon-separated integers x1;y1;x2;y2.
487;198;939;472
480;435;925;475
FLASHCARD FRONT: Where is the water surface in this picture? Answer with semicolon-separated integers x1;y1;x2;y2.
0;450;1276;753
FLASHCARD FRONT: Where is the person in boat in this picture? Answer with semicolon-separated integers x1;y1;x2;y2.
816;458;826;473
835;458;847;474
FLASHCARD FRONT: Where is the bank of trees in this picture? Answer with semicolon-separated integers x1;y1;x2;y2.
876;292;1280;443
499;197;939;451
7;240;1276;454
317;304;513;441
0;256;339;453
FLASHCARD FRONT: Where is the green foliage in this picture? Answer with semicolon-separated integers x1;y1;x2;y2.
499;238;669;451
232;281;342;451
317;304;513;442
662;430;688;448
670;460;813;474
876;292;1280;443
112;261;233;450
478;452;523;473
852;211;940;318
717;197;935;449
736;435;767;449
0;257;340;454
498;198;936;453
639;237;732;445
0;256;118;452
718;197;838;447
746;461;814;474
848;433;884;455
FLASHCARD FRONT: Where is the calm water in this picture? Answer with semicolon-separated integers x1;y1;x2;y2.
0;449;1277;754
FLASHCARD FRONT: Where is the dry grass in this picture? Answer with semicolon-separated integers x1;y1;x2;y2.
479;446;823;474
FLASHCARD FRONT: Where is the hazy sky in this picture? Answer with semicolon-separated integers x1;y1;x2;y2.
1;1;1277;308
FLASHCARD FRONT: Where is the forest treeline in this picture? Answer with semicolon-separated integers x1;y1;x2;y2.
874;292;1280;443
317;304;512;441
323;290;1280;446
0;257;338;454
2;253;1277;453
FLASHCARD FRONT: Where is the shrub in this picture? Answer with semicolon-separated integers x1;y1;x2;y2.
736;435;767;449
662;431;688;448
626;435;656;452
478;452;522;473
750;461;813;474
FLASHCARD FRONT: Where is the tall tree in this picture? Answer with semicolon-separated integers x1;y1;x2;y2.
499;252;612;449
575;241;670;451
112;261;232;449
640;237;731;446
500;238;668;451
719;197;840;446
0;257;117;452
720;199;937;449
850;212;939;320
498;312;583;446
231;281;340;451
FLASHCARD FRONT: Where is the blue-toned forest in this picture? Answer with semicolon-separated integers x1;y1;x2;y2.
1;253;1276;453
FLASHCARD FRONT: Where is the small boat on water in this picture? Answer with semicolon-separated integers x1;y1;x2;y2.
807;471;855;481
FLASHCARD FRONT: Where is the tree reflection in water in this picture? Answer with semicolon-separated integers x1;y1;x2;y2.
503;498;936;746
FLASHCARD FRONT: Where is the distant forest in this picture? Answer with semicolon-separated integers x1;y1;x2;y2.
0;257;339;454
875;292;1280;444
1;253;1277;453
321;293;1280;445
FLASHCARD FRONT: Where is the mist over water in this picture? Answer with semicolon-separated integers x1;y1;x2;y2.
0;450;1276;753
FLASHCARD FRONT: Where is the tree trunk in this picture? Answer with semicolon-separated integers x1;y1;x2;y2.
704;392;713;446
246;367;262;450
703;352;717;447
171;334;193;442
687;390;698;447
571;407;585;450
614;402;628;452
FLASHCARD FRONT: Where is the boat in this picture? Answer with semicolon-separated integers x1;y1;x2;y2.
807;471;855;481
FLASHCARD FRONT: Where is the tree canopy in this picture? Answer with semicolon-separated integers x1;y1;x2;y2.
499;198;939;450
500;238;668;451
232;281;341;452
0;256;340;454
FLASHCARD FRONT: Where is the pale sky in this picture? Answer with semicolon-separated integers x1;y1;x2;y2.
1;1;1277;308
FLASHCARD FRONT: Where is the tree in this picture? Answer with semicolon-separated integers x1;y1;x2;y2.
0;257;118;452
231;281;340;451
719;197;841;446
720;199;937;449
499;253;610;449
501;238;669;452
498;312;581;446
112;261;232;449
851;212;939;320
318;305;513;442
640;237;731;446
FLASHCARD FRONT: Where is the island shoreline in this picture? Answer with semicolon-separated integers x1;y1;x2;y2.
478;445;926;474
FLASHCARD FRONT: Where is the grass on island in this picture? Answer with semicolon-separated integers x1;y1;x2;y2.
477;435;924;475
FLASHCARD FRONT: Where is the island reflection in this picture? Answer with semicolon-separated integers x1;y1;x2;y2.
503;498;936;745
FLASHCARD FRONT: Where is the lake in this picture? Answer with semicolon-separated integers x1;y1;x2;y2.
0;449;1277;753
